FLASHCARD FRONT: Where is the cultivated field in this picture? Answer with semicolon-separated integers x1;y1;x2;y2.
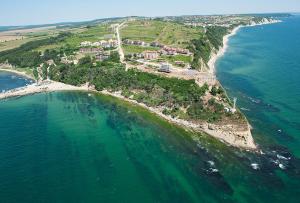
123;44;159;54
35;24;116;51
121;20;203;48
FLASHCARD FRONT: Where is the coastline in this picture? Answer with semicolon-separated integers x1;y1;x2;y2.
207;26;242;74
2;20;282;150
0;68;35;80
0;79;89;100
100;90;257;150
207;19;282;74
0;68;257;150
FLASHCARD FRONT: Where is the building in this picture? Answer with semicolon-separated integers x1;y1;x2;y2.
108;39;118;47
123;39;149;47
79;48;103;54
176;48;190;55
175;61;185;66
95;53;110;61
143;51;159;60
162;46;191;55
159;63;172;73
92;42;101;46
80;41;92;47
80;40;118;49
150;42;163;48
162;46;177;55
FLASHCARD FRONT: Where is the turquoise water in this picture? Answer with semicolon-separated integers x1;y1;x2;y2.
0;16;300;203
0;91;248;203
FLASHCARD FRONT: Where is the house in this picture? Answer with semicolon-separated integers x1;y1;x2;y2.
123;39;148;47
80;41;92;47
159;63;172;73
176;48;190;55
163;46;177;55
80;39;118;49
108;39;118;47
92;42;101;46
143;51;159;60
175;61;185;66
79;48;103;54
150;42;163;47
95;53;110;61
123;39;134;45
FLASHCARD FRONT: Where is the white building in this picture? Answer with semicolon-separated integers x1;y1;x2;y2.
159;63;172;73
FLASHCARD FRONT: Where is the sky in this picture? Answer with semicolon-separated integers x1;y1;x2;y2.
1;0;300;26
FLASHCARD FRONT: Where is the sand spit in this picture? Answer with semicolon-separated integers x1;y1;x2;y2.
0;80;88;100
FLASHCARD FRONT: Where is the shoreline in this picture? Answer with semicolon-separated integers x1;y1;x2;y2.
207;19;282;74
207;26;241;74
0;69;257;150
1;20;280;150
0;68;35;80
100;90;257;150
0;79;89;100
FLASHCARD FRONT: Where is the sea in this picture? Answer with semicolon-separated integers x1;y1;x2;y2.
0;71;33;91
0;15;299;202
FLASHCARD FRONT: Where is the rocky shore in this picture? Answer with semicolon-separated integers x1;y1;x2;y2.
100;90;257;150
2;20;283;150
0;74;257;149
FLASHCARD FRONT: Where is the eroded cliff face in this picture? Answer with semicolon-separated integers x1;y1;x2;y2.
200;123;256;149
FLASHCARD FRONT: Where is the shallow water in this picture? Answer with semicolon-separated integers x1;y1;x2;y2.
0;16;300;203
0;91;240;202
0;90;298;202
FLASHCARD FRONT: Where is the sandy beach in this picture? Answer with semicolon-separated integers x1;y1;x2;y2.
0;80;88;100
207;26;241;74
207;19;281;75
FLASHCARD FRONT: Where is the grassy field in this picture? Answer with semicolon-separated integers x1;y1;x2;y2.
64;24;115;47
160;55;192;64
121;20;203;48
157;23;203;48
123;45;159;54
0;36;50;52
121;20;165;43
0;23;115;53
35;24;116;51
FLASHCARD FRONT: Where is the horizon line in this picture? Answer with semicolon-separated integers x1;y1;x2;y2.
0;11;298;27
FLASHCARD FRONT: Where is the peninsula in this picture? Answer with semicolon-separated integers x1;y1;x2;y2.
0;14;281;150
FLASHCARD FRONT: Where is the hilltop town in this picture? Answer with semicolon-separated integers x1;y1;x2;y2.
0;14;279;149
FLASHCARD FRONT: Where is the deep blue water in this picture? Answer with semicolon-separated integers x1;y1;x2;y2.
0;71;33;92
217;14;300;168
0;16;300;203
